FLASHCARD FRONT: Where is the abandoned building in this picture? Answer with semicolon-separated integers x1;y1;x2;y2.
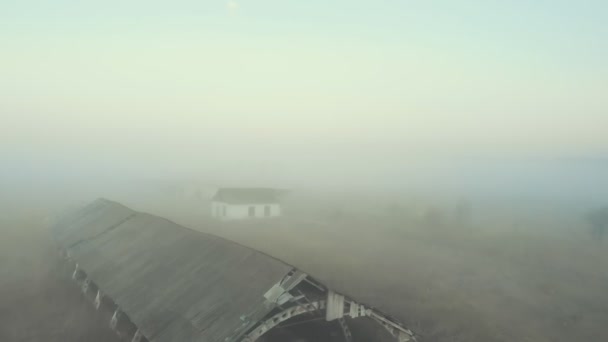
211;188;283;221
52;199;416;342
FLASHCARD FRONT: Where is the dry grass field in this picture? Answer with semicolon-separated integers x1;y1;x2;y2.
198;219;608;342
2;193;607;342
148;193;608;342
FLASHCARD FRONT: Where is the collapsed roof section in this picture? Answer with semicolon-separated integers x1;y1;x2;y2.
53;199;292;342
52;199;416;342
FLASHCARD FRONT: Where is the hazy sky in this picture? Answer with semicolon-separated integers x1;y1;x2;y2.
2;0;607;181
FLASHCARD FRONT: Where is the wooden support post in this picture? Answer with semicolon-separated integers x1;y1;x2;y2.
81;278;91;295
110;309;123;331
131;329;144;342
326;290;345;321
72;264;80;280
72;263;86;283
348;302;366;318
94;290;104;310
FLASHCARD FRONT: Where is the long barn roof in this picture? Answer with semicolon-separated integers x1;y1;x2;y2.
52;199;293;342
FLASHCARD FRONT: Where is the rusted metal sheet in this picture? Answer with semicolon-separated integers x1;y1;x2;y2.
53;199;293;342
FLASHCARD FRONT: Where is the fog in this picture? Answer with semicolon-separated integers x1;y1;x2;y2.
2;1;608;342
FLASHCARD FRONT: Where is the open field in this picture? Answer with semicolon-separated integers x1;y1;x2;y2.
135;192;608;342
199;219;608;342
1;192;608;342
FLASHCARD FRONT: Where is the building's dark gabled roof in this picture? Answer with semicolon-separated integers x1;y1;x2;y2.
212;188;282;204
51;198;292;342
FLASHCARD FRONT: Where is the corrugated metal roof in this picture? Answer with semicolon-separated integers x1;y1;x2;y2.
52;199;292;342
212;188;281;204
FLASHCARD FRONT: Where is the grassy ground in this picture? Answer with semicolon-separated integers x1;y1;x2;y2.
194;218;608;342
2;194;607;342
0;212;120;342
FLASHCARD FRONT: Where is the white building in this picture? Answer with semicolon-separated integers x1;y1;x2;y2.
211;188;283;221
